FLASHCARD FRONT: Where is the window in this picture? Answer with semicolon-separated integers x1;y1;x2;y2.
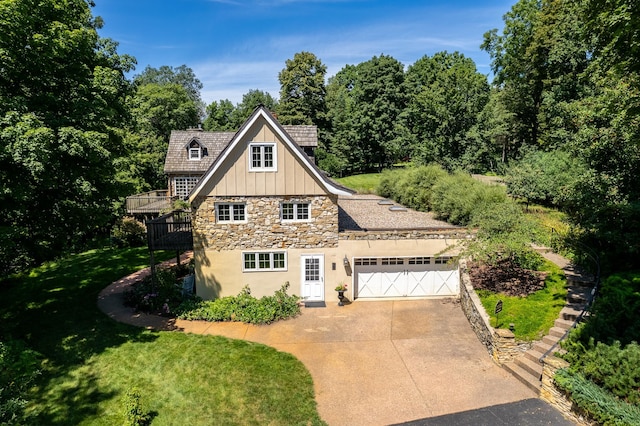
243;252;287;271
216;203;246;223
354;258;378;266
281;202;310;221
189;147;201;160
408;257;431;265
249;143;276;171
435;256;452;265
187;139;205;161
173;177;199;199
381;257;404;265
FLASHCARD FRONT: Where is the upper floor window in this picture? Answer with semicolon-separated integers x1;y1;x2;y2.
173;176;199;199
187;139;207;161
281;202;310;221
216;203;246;223
249;143;276;171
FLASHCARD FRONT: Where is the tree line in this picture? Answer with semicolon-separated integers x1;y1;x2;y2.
1;0;638;275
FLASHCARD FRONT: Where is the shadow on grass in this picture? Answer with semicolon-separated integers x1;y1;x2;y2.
0;247;174;424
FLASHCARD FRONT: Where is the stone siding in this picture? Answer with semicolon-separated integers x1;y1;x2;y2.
541;357;597;425
339;229;473;241
192;195;339;250
459;259;529;364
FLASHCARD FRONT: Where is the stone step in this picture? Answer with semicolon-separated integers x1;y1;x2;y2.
566;286;593;304
554;318;575;330
542;334;562;346
524;347;546;363
515;354;544;378
503;361;542;393
549;326;569;338
561;305;585;321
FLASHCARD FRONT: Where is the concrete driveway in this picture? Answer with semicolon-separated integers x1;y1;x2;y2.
172;298;536;425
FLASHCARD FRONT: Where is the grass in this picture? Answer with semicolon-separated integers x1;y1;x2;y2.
475;260;568;341
0;247;324;425
335;172;382;194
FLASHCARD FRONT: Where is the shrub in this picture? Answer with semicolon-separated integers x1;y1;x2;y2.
554;368;640;425
430;171;508;226
123;268;184;314
123;387;153;426
176;283;301;324
0;338;40;425
111;217;146;248
377;164;447;211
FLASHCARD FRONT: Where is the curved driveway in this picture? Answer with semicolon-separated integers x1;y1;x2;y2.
99;263;536;425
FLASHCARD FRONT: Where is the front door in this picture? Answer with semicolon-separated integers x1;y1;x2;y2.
301;254;324;302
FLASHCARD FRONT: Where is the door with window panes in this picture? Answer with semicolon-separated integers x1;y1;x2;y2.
300;254;324;302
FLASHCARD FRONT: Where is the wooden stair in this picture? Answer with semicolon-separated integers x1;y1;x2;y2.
502;255;596;393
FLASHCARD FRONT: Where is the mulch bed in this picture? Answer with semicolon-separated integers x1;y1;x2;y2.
468;260;547;297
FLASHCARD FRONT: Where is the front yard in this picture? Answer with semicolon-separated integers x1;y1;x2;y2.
0;247;324;425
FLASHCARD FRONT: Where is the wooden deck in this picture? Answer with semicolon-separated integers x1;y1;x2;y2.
146;211;193;251
126;190;175;214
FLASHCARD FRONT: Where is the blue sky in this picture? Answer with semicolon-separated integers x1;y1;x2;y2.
92;0;514;105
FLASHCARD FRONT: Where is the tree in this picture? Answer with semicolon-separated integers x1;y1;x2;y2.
234;89;278;124
504;149;586;209
134;64;203;107
119;82;200;191
277;52;327;125
203;99;236;131
0;0;134;274
404;51;489;170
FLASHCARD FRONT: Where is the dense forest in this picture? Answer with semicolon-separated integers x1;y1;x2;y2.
1;0;639;276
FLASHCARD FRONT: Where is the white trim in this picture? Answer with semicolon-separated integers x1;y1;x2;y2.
188;147;201;160
242;251;287;272
215;203;247;223
248;142;277;171
188;107;353;202
280;201;311;222
300;254;325;302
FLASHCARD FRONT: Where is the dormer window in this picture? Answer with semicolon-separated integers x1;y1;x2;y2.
186;139;207;161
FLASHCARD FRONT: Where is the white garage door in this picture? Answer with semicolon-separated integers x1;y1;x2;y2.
354;256;459;299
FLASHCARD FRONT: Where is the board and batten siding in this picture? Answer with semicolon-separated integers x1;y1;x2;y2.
198;117;327;197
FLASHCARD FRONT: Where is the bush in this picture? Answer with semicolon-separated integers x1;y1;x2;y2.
111;217;146;248
123;268;184;314
176;283;301;324
554;368;640;425
0;338;40;425
377;164;447;211
430;171;508;226
565;273;640;349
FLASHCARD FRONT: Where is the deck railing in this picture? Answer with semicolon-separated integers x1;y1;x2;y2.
126;190;176;214
146;210;193;251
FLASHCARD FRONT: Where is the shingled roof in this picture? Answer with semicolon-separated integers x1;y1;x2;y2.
164;125;318;174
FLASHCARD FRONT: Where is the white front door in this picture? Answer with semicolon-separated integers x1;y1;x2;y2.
301;254;324;302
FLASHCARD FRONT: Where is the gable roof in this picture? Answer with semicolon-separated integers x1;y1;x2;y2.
188;106;354;201
164;130;234;174
164;125;318;175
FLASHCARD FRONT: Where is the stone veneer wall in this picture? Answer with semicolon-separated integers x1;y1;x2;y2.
339;229;472;241
459;259;529;364
540;356;597;425
192;195;339;250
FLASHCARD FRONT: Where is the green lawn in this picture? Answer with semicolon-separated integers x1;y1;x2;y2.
476;260;568;341
335;172;382;194
0;247;324;425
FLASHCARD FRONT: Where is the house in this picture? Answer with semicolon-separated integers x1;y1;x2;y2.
164;125;318;199
125;123;317;215
187;106;469;303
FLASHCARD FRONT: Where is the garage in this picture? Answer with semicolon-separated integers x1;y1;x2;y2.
354;256;459;299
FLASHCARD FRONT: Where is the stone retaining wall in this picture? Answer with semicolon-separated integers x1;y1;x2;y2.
339;229;472;241
540;356;597;425
459;259;527;364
